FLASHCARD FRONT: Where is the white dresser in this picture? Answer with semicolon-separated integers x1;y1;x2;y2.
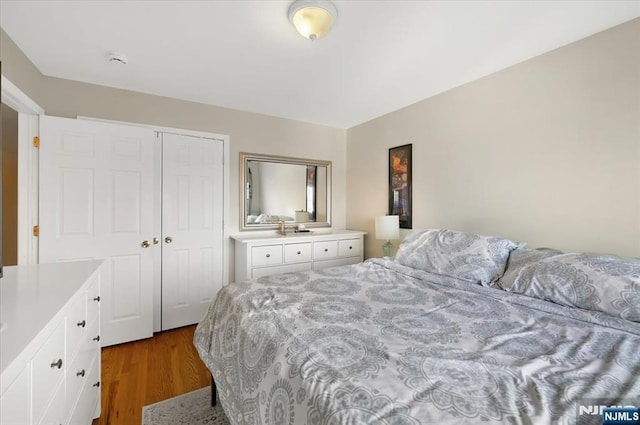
0;260;104;425
232;230;366;282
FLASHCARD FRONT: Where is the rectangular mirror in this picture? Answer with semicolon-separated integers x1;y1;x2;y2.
240;152;331;231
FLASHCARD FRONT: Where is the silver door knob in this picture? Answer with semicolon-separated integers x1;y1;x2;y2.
153;237;159;245
165;236;173;244
141;240;150;248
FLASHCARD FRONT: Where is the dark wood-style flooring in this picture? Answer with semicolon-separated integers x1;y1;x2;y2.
91;325;211;425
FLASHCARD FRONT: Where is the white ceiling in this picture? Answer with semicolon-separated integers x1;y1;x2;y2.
1;1;638;129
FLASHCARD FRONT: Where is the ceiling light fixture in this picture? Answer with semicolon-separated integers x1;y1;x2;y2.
288;0;338;41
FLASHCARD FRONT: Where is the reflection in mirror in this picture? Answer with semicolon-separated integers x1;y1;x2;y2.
240;153;331;230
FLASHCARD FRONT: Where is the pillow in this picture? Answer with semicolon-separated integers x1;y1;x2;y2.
394;229;518;286
509;252;640;322
497;247;563;291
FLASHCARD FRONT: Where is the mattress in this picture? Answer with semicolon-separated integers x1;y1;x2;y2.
194;258;640;425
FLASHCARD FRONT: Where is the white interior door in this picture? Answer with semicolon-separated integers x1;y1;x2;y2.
39;116;155;346
161;132;224;330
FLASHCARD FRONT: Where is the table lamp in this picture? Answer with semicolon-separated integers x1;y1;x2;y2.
375;215;400;257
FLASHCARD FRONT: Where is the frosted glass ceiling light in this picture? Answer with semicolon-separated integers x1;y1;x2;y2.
288;0;338;41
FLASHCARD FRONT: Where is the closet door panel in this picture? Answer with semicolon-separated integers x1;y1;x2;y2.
111;171;142;233
161;133;224;330
59;168;94;236
199;247;217;302
40;116;154;346
165;248;190;307
109;254;145;320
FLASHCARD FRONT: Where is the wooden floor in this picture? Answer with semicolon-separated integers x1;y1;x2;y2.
92;325;211;425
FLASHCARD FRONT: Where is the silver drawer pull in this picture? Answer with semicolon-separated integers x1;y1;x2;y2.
76;369;86;377
50;359;63;369
266;253;271;258
77;320;86;328
93;335;101;342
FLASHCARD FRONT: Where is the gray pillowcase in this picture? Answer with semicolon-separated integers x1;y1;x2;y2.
497;248;563;291
394;229;517;286
509;252;640;322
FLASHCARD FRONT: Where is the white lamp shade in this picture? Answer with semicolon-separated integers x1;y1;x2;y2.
375;215;400;241
288;0;338;40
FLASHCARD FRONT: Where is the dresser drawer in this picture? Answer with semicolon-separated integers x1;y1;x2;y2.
68;354;100;425
284;243;312;264
252;245;283;267
86;274;101;324
67;290;88;362
84;313;101;352
252;263;311;278
338;239;362;258
314;257;361;270
32;319;65;425
0;366;30;425
313;241;338;260
67;344;96;410
37;379;66;425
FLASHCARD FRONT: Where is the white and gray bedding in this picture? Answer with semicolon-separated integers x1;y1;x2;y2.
194;230;640;425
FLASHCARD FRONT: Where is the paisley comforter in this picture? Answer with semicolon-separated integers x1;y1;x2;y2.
194;258;640;425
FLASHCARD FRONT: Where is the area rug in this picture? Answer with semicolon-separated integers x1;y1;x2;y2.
141;387;230;425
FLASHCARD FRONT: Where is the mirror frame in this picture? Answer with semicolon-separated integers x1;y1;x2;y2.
240;152;332;231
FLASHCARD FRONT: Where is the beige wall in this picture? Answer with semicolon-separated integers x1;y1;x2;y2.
34;77;349;235
3;18;639;267
0;29;42;102
348;18;640;259
0;29;348;239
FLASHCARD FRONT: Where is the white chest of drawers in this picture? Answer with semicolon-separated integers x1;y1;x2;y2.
232;230;366;282
0;260;104;425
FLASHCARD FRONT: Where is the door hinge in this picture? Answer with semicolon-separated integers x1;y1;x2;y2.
33;136;40;148
33;225;39;237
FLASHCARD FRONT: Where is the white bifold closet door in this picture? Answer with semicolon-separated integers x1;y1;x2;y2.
39;116;155;346
159;132;224;331
40;117;226;346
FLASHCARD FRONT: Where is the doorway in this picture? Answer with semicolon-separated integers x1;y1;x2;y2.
2;102;19;267
1;75;43;266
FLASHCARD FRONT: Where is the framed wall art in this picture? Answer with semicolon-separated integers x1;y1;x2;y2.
388;144;412;229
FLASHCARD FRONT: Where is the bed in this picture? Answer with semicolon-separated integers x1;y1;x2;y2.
194;229;640;425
